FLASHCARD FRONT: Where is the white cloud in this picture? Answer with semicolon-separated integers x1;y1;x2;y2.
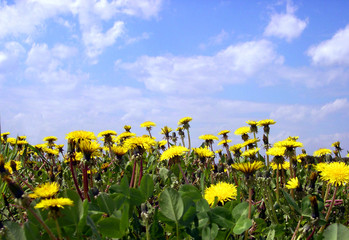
307;24;349;66
120;40;283;94
199;30;229;49
0;42;26;79
270;98;349;121
264;1;308;42
25;43;86;90
83;21;124;61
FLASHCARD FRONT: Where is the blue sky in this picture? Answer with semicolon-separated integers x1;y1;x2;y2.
1;0;349;154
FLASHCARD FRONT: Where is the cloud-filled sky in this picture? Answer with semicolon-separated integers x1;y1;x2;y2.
1;0;349;154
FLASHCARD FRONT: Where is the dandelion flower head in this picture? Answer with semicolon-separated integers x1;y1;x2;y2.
35;197;74;209
313;148;332;157
160;146;189;161
319;162;349;186
204;182;237;206
193;147;214;158
178;117;192;125
286;177;299;189
140;121;156;128
234;126;251;135
29;182;60;199
199;134;219;141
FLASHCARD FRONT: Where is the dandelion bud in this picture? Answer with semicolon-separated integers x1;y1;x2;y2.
10;160;17;173
67;139;75;153
302;149;307;154
309;195;319;218
2;193;9;207
91;187;99;196
5;177;24;199
263;125;270;135
0;155;6;174
263;134;268;145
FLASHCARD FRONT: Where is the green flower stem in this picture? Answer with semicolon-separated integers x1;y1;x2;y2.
180;136;185;147
224;144;233;163
186;128;191;150
264;183;278;224
134;162;139;188
138;157;143;186
129;158;137;187
147;128;152;138
266;133;270;167
276;164;280;203
55;217;63;240
82;162;90;202
248;187;252;219
323;183;331;202
178;163;189;185
28;207;56;240
291;215;303;240
319;185;339;233
69;155;84;201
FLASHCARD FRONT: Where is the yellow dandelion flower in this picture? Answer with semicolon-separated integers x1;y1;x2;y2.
286;177;299;189
178;117;192;125
35;197;74;209
241;148;260;157
4;161;22;174
199;134;219;141
257;119;276;126
313;148;332;157
314;162;328;173
160;146;189;161
331;141;340;148
7;137;16;145
87;169;97;175
234;126;251;135
123;136;156;152
43;148;59;156
296;153;307;163
231;161;264;174
16;140;28;145
274;140;303;148
246;120;258;126
66;130;97;142
115;132;136;143
215;149;222;154
29;182;60;199
241;138;260;148
1;132;10;137
80;140;101;155
285;136;299;141
229;143;244;153
43;136;58;142
218;130;230;135
110;145;128;156
158;140;167;147
319;162;349;186
217;139;232;146
270;161;290;170
204;182;237;206
97;130;117;138
193;147;214;158
266;147;286;156
140;121;156;128
160;126;172;135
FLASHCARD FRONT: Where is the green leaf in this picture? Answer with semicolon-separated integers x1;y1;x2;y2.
196;198;210;213
233;217;253;235
323;223;349;240
179;184;202;202
159;188;184;223
281;189;300;214
179;196;196;226
76;199;89;235
267;229;275;240
3;221;26;240
96;192;116;215
129;188;146;206
208;206;234;229
202;223;219;240
24;221;41;240
139;174;154;199
232;202;249;221
97;217;123;238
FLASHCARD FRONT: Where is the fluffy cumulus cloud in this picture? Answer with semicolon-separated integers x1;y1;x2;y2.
270;98;349;121
120;40;283;94
25;43;85;91
264;1;308;42
0;0;162;61
307;24;349;66
0;41;25;81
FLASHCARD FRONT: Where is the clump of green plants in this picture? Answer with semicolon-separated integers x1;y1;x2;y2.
1;118;349;240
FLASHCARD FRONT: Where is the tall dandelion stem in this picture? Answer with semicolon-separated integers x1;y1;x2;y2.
186;129;191;150
276;164;280;203
320;185;338;233
28;207;56;240
55;217;63;240
82;163;90;201
178;163;189;185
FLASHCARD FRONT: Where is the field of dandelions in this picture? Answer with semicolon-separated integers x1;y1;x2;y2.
1;118;349;240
